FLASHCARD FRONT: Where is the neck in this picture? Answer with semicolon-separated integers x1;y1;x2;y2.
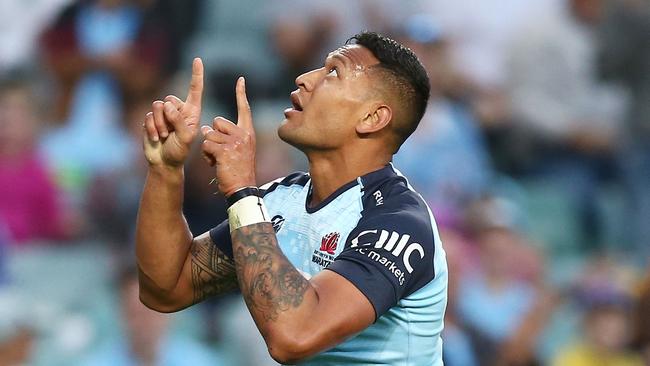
306;148;391;207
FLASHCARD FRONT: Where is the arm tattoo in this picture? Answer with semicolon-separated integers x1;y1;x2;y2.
232;223;310;322
190;235;238;304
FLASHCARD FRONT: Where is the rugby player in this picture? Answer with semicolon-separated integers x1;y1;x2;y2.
136;32;448;365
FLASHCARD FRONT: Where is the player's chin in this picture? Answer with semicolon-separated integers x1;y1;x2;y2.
277;123;305;146
277;122;294;141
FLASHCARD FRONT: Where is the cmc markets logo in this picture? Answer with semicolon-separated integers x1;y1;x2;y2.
351;229;425;285
319;232;340;255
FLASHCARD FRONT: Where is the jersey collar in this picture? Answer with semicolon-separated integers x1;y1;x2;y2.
305;164;395;213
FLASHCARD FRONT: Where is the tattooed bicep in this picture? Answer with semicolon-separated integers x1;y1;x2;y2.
190;232;238;304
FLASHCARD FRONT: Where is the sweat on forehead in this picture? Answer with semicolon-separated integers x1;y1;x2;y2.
329;45;380;69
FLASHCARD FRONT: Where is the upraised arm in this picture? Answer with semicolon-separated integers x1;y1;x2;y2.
135;59;238;312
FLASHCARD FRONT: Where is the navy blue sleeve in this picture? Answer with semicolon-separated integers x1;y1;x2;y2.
326;196;435;319
209;219;233;258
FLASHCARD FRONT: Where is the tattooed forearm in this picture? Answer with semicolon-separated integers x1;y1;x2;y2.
190;235;238;303
232;223;310;322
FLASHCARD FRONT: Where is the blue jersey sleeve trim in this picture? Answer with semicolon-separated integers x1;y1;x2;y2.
326;257;398;321
208;219;233;258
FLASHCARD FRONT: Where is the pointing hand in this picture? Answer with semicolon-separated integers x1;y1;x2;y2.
142;58;204;168
201;77;257;197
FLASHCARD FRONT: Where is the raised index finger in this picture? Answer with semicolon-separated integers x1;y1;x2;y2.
185;57;204;107
236;77;253;131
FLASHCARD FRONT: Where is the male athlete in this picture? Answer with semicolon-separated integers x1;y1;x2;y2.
136;32;448;365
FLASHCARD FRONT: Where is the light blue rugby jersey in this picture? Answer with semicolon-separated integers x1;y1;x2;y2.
210;164;448;366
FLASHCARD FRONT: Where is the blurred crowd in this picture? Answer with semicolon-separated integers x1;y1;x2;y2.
0;0;649;365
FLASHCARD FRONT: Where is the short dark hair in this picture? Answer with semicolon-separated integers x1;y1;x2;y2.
347;31;430;151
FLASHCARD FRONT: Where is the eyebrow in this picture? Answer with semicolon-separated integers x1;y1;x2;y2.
327;52;350;69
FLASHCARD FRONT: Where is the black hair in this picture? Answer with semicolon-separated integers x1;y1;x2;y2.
347;31;430;150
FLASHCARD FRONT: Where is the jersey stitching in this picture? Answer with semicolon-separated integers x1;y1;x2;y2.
404;299;412;366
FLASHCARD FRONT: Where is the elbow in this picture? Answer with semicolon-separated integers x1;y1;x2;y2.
136;267;187;313
138;284;186;314
266;331;318;364
139;294;182;313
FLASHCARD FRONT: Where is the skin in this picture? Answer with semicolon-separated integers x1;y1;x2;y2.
136;45;404;363
277;45;396;203
136;59;238;312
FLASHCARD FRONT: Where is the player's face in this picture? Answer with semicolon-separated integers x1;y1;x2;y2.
278;45;380;151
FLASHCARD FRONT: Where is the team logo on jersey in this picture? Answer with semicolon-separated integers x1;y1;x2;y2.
312;232;339;268
271;215;285;233
350;229;426;285
319;232;339;255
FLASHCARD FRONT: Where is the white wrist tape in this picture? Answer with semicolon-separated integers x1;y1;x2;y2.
227;195;270;232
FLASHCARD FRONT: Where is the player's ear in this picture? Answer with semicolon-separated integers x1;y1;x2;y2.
356;103;392;134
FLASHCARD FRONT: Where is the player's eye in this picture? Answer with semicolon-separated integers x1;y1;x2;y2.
326;67;338;77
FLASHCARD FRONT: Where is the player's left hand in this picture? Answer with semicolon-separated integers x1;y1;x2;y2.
201;77;257;197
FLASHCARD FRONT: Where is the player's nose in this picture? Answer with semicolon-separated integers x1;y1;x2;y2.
295;68;322;92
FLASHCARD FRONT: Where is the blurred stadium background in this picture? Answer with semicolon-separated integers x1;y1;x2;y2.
0;0;649;365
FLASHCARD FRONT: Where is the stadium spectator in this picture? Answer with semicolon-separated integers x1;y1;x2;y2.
268;6;338;96
0;79;72;245
85;99;149;247
599;0;650;257
505;0;628;248
553;292;643;366
439;227;479;366
0;0;72;73
457;196;549;365
415;0;558;91
39;0;171;179
393;15;493;215
80;266;219;366
414;0;559;144
41;0;171;121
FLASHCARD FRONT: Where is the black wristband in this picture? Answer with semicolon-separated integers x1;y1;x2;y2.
226;187;261;207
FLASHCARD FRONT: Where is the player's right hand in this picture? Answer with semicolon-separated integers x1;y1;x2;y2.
142;58;204;168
